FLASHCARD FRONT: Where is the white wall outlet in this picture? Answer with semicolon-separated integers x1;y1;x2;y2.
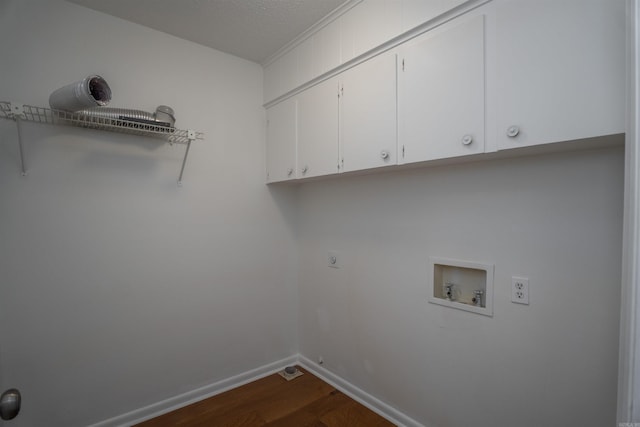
328;251;340;268
511;276;529;305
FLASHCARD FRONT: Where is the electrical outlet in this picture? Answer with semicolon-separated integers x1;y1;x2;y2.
511;276;529;305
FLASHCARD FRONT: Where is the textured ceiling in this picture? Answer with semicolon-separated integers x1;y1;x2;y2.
66;0;348;64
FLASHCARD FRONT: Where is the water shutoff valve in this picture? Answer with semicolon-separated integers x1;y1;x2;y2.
472;289;484;307
444;283;455;301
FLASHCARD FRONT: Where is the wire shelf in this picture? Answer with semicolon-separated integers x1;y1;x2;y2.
1;101;203;184
0;101;203;144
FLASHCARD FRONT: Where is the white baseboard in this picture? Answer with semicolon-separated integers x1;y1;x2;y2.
88;355;298;427
296;354;426;427
89;353;423;427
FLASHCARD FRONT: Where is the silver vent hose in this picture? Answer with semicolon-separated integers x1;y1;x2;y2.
76;107;156;122
77;106;176;127
49;75;112;111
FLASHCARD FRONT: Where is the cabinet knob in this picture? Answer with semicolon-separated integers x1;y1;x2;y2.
301;165;308;174
380;150;390;160
462;134;473;145
507;126;520;138
287;168;293;176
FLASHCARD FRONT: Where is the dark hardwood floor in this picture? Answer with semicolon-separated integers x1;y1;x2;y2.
133;366;395;426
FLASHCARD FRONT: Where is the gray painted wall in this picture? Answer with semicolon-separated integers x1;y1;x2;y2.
0;1;298;425
297;147;624;427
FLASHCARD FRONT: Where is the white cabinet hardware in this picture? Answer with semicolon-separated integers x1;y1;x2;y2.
506;126;520;138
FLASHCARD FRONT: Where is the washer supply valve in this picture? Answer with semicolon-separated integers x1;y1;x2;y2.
444;283;455;301
472;289;484;307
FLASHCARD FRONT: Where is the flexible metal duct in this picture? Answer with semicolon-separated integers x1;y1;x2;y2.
49;75;112;112
76;107;156;122
76;105;176;127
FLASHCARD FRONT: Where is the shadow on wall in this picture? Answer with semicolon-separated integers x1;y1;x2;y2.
267;183;300;234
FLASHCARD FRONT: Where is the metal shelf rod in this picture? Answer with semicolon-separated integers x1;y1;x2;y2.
15;116;26;176
177;138;193;186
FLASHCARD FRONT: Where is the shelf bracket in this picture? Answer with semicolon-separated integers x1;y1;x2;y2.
10;103;27;176
177;130;196;186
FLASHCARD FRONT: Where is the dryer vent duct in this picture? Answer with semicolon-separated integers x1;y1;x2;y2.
49;75;112;112
76;105;176;128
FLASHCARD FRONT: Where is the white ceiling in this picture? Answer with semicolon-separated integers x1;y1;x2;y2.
66;0;348;64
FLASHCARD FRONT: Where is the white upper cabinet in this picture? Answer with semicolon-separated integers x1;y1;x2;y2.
264;50;299;103
340;51;398;173
495;0;625;150
263;17;341;104
296;37;316;86
298;77;341;178
266;98;297;183
263;0;471;103
398;14;485;164
340;0;402;63
265;0;625;183
401;0;468;32
314;19;342;75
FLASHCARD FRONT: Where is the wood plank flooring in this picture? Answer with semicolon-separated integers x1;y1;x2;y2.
134;366;395;427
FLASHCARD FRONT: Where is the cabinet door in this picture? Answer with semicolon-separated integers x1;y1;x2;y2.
266;98;297;183
340;52;397;172
264;50;299;104
341;0;402;61
298;77;340;178
495;0;625;149
401;0;467;32
399;15;485;164
313;18;341;76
